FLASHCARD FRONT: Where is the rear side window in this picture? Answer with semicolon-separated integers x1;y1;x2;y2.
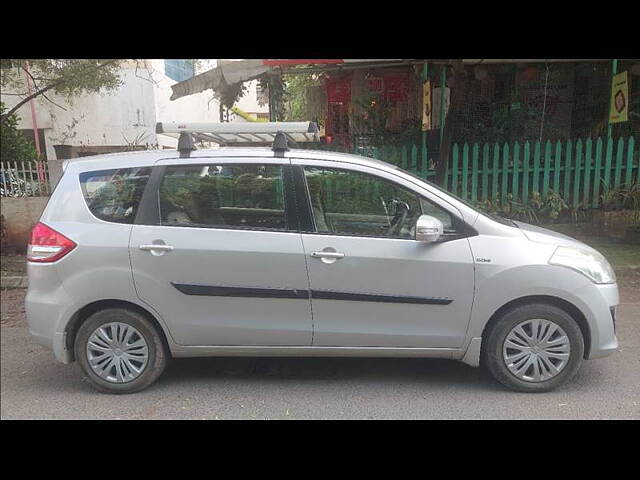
79;167;151;224
158;164;287;230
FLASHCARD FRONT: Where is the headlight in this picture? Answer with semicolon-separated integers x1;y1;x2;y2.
549;246;616;284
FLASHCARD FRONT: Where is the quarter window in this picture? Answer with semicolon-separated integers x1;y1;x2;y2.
159;164;287;230
303;167;454;238
80;167;151;224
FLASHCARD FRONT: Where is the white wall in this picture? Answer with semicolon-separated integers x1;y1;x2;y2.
1;59;273;157
151;59;221;148
152;59;221;123
1;61;158;160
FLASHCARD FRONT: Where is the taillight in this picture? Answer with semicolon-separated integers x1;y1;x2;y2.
26;222;77;263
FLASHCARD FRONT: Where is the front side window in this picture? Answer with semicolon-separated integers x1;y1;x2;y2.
303;167;454;238
80;167;151;224
159;164;286;230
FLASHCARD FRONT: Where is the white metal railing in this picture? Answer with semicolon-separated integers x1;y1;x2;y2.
0;160;50;197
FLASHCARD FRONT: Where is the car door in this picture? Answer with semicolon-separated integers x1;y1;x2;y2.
129;157;312;346
292;159;476;348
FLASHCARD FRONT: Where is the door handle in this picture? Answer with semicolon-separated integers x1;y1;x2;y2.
139;244;174;252
310;251;345;259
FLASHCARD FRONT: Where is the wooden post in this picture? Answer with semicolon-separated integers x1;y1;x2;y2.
607;59;618;139
421;61;429;178
439;65;446;144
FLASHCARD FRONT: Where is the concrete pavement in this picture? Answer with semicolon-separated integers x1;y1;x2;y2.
1;289;638;419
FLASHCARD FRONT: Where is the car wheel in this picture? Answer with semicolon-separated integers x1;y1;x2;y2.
482;303;584;393
74;308;168;394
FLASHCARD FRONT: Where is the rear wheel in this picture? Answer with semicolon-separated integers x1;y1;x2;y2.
482;303;584;393
75;308;168;394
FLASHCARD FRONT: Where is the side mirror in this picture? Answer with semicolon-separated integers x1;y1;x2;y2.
415;214;443;243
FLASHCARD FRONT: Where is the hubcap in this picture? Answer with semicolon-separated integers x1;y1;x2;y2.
502;319;571;382
86;322;149;383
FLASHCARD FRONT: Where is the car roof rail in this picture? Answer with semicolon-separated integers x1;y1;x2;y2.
156;121;320;158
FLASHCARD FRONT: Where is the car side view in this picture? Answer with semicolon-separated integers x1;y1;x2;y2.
26;122;619;394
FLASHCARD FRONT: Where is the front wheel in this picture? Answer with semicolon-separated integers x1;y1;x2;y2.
74;308;168;394
482;303;584;393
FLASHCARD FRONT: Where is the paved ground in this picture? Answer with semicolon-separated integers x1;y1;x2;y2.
2;276;639;419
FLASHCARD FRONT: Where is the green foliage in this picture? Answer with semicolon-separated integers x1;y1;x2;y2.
0;102;38;162
600;182;640;224
262;75;287;121
455;101;568;144
283;72;322;123
472;190;568;224
218;82;248;111
1;59;124;100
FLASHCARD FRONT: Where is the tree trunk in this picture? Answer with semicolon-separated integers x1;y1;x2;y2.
434;61;468;185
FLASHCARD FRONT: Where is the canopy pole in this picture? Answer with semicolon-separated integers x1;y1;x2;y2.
607;59;618;139
439;65;447;145
421;61;429;174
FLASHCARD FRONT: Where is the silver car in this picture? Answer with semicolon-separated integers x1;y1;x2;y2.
26;145;618;393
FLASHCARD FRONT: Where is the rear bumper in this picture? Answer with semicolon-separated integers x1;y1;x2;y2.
25;263;74;364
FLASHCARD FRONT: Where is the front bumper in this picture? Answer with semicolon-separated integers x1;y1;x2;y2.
583;282;619;359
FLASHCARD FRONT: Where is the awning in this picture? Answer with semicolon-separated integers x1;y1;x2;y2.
169;59;270;101
169;59;614;101
169;59;410;101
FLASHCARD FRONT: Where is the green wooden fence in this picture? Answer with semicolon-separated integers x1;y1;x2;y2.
359;136;638;208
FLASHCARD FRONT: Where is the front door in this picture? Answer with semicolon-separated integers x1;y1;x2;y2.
295;162;475;348
130;160;312;346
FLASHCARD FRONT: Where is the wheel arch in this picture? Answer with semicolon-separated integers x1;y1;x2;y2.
480;295;591;362
64;299;172;362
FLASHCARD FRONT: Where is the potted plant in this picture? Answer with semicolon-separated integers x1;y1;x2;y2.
51;115;84;159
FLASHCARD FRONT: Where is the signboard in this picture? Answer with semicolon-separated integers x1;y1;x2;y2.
609;71;629;124
422;80;432;131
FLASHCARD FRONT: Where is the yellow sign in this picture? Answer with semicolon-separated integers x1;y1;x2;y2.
609;71;629;124
422;80;432;131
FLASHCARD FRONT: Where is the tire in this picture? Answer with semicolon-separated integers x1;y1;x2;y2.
74;308;168;394
482;303;584;393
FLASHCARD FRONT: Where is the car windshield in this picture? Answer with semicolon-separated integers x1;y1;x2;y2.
393;165;518;227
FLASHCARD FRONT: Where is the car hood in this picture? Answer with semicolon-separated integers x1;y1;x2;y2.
513;221;592;250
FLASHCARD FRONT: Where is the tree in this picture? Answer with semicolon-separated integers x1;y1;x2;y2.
283;72;321;122
0;102;38;162
435;60;468;184
0;59;127;125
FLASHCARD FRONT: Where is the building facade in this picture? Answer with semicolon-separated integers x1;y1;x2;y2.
1;59;271;159
1;60;158;160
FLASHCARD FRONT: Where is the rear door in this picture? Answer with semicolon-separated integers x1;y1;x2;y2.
129;157;312;346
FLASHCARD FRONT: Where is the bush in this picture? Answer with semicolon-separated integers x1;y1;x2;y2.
0;102;38;163
472;190;568;225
